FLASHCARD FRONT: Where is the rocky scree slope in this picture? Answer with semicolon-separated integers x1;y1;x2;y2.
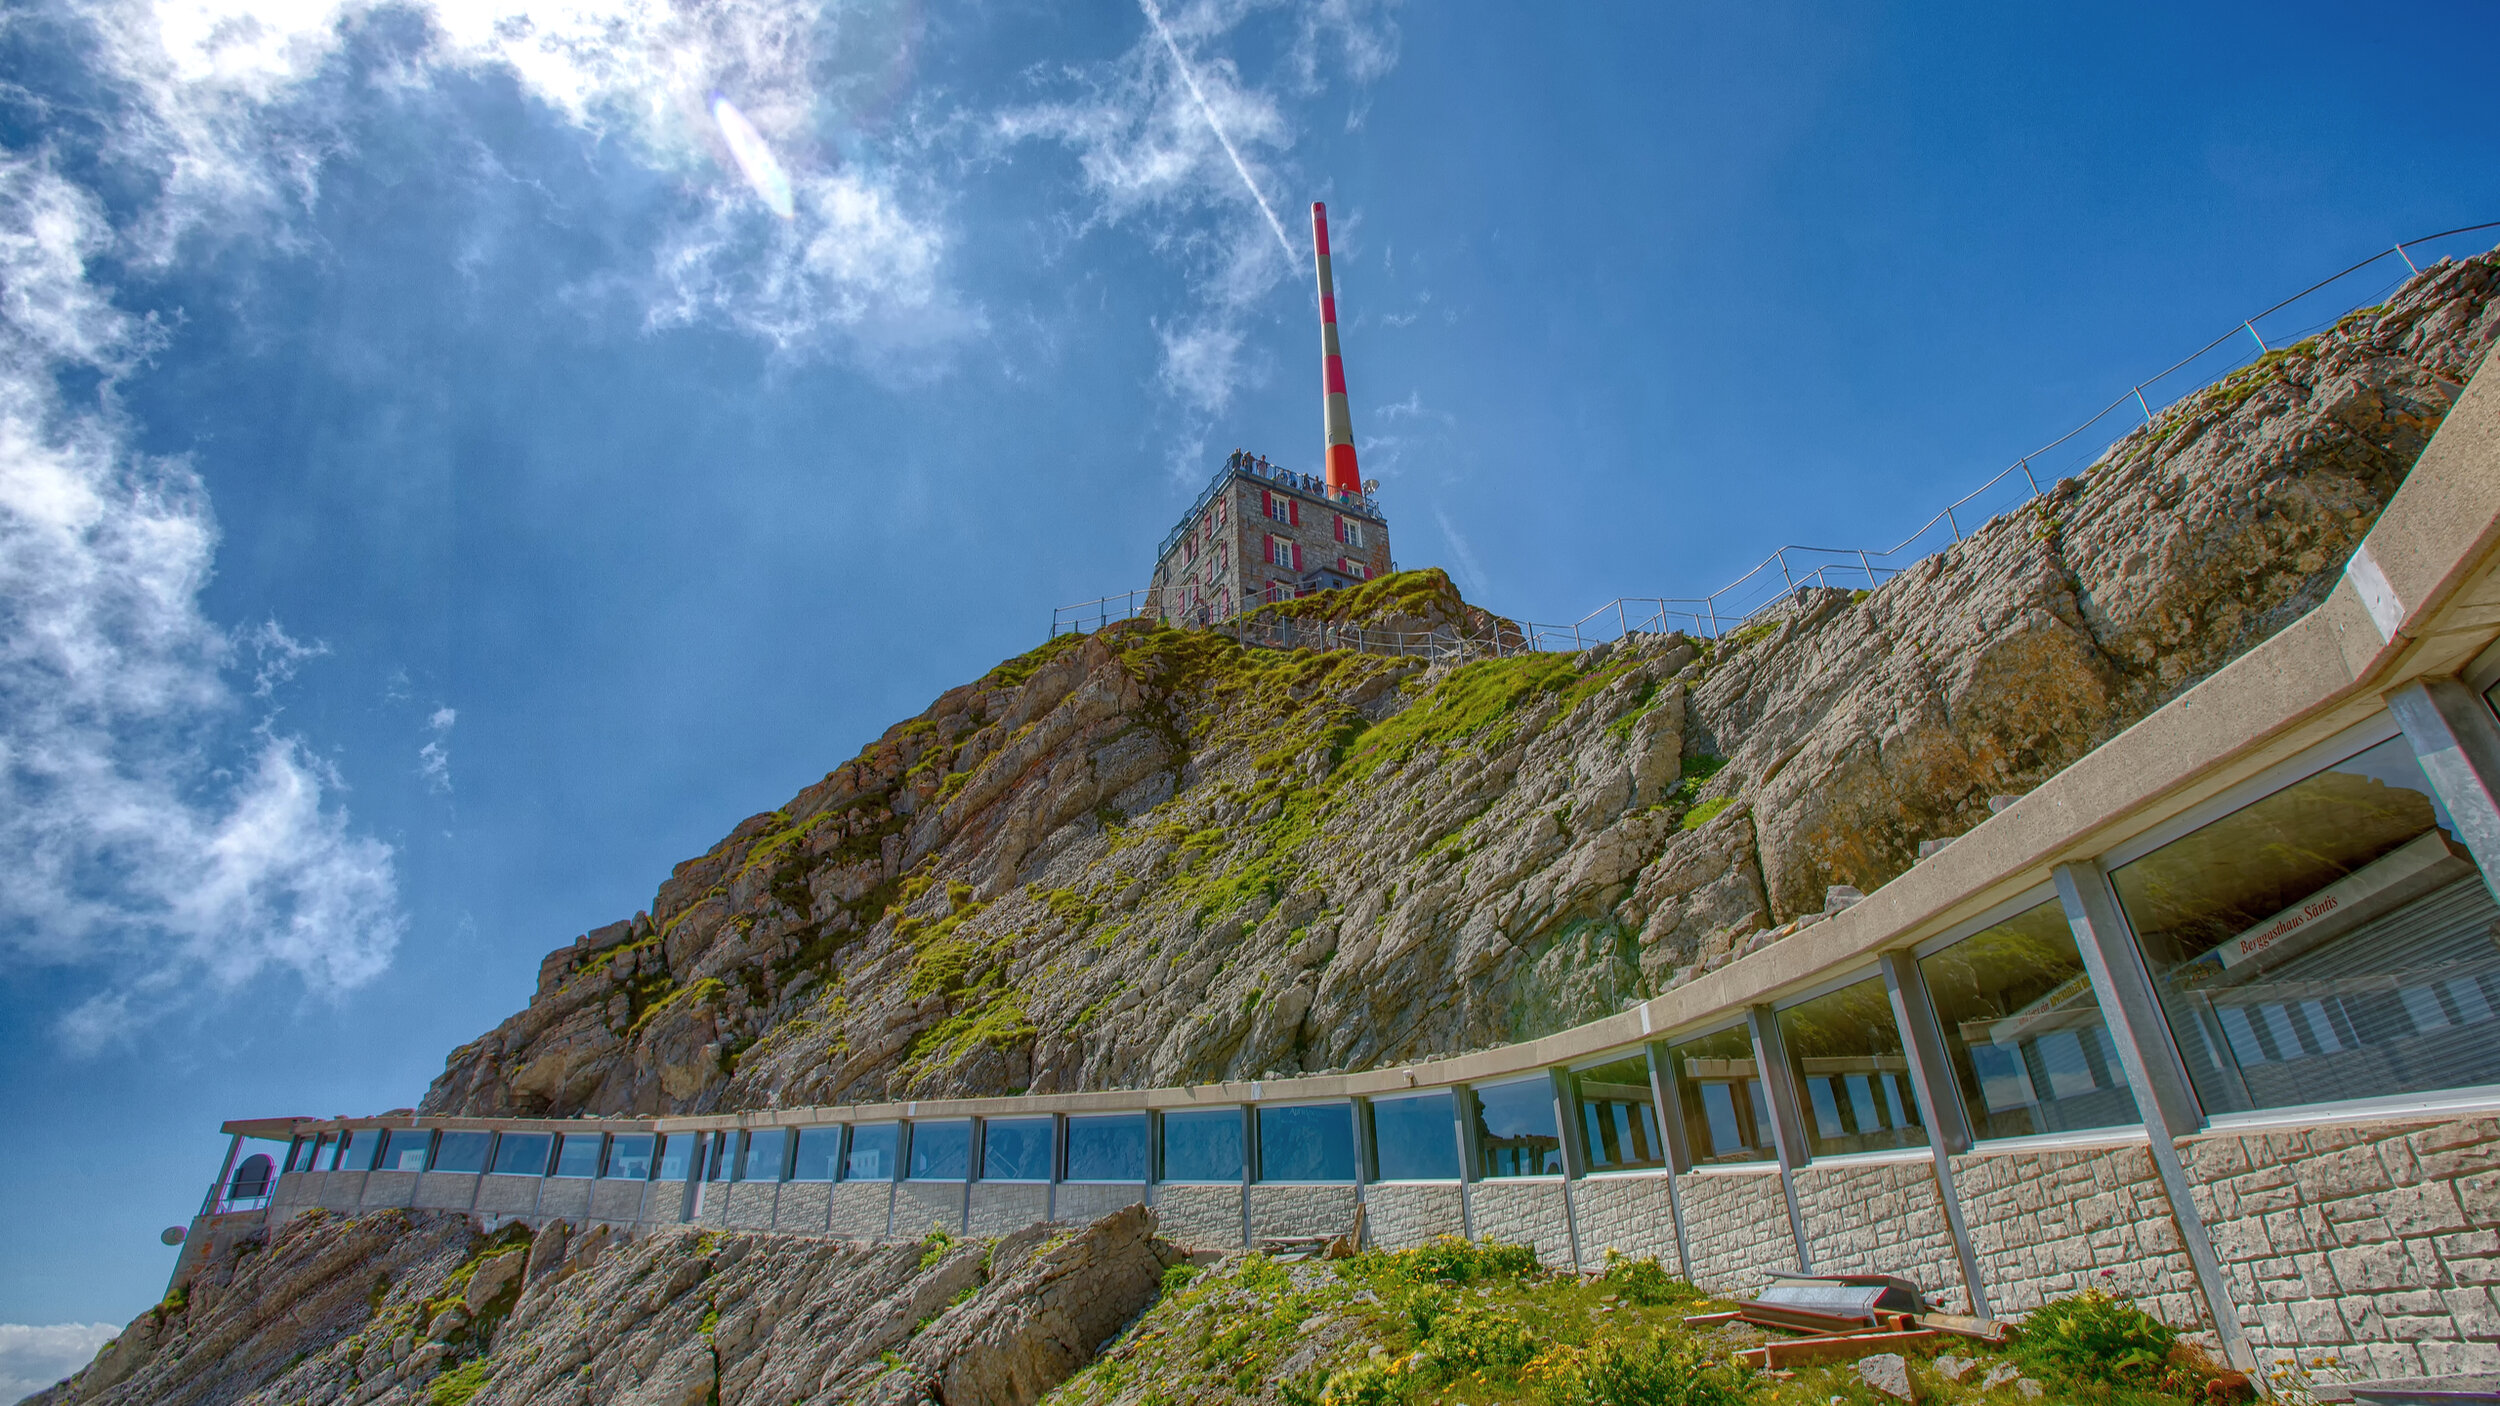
30;1206;1178;1406
422;251;2500;1120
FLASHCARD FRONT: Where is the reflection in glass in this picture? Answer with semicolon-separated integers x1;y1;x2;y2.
333;1129;375;1171
2112;735;2500;1115
553;1133;603;1179
1777;978;1927;1157
1370;1091;1459;1180
1667;1025;1776;1164
791;1128;843;1182
982;1119;1054;1181
1472;1078;1563;1177
381;1130;434;1172
1921;900;2140;1138
1064;1116;1148;1182
655;1134;695;1181
707;1133;733;1182
1161;1109;1244;1182
432;1132;492;1174
1572;1055;1666;1172
490;1133;549;1175
844;1124;899;1181
740;1129;788;1182
605;1134;655;1179
1257;1104;1356;1182
907;1121;972;1180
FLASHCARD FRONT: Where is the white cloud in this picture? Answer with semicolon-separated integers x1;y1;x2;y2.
0;154;401;1049
0;1323;119;1402
1155;318;1249;414
418;705;453;793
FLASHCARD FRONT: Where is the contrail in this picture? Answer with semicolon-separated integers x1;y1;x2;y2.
1138;0;1299;266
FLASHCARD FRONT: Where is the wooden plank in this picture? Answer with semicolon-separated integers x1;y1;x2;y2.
1681;1311;1745;1326
1738;1330;1941;1369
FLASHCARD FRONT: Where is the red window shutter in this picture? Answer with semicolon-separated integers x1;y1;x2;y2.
1333;515;1345;544
1260;489;1272;519
1288;499;1300;527
1291;542;1303;571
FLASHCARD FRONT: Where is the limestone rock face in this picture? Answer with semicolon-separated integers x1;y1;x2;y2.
29;1207;1175;1406
414;251;2500;1120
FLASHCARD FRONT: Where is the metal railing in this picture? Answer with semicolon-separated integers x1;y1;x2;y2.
1061;222;2500;659
1156;457;1386;566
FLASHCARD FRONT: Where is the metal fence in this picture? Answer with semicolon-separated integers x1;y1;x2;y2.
1056;222;2500;658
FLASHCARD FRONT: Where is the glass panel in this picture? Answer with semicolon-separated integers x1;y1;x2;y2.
552;1133;603;1178
655;1133;695;1181
982;1119;1053;1181
333;1129;374;1171
706;1133;732;1182
1063;1115;1147;1182
906;1121;971;1180
1472;1078;1563;1177
229;1153;276;1197
791;1128;843;1182
1160;1109;1244;1182
431;1132;491;1174
380;1130;434;1172
1667;1024;1776;1165
1921;899;2140;1139
1572;1055;1666;1172
492;1133;551;1175
1256;1104;1356;1182
739;1129;788;1182
2112;734;2500;1115
844;1124;899;1181
605;1134;655;1179
1369;1091;1459;1180
1778;977;1928;1157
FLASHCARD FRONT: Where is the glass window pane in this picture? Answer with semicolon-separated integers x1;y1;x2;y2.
1160;1109;1244;1182
2112;734;2500;1115
1063;1115;1147;1182
844;1123;898;1181
1370;1091;1459;1180
654;1134;694;1181
906;1121;971;1180
332;1129;372;1171
492;1133;551;1175
1472;1078;1562;1177
1921;899;2140;1139
381;1130;434;1172
1572;1056;1666;1172
1777;977;1928;1157
739;1129;788;1182
1667;1024;1775;1165
431;1132;491;1173
605;1134;655;1179
553;1133;603;1178
705;1133;732;1182
982;1119;1054;1181
791;1128;843;1182
1257;1104;1355;1182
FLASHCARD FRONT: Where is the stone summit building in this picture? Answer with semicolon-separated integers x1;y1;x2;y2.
1145;450;1393;628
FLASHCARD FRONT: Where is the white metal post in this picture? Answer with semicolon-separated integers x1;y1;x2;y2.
2387;678;2500;902
1877;950;1991;1318
1745;1005;1815;1272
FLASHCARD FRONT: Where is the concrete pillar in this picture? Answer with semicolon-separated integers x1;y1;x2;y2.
1452;1085;1479;1240
1878;949;1990;1318
1548;1067;1586;1270
1642;1042;1695;1282
1745;1005;1814;1272
2388;677;2500;902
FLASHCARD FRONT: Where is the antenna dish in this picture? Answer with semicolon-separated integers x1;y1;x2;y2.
160;1226;187;1246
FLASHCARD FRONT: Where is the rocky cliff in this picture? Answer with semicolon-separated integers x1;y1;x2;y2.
419;250;2500;1119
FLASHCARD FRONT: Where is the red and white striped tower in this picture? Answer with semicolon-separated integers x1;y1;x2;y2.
1312;201;1362;499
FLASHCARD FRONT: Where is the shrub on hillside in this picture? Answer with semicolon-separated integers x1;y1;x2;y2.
1600;1250;1702;1307
1531;1334;1763;1406
1403;1235;1542;1285
2019;1289;2180;1389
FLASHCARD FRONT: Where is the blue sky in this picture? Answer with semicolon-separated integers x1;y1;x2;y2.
1;0;2495;1347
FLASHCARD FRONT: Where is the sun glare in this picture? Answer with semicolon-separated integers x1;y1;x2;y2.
711;96;796;220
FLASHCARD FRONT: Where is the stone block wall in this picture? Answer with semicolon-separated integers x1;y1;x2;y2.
1054;1183;1146;1224
774;1181;831;1233
317;1172;366;1214
1248;1184;1359;1241
895;1182;966;1237
725;1182;778;1230
1679;1168;1797;1298
2183;1115;2500;1378
590;1181;648;1224
1468;1180;1573;1267
1792;1158;1967;1313
1152;1184;1245;1249
1364;1183;1463;1250
969;1184;1050;1236
1572;1175;1679;1270
414;1173;478;1211
363;1171;418;1210
475;1175;540;1217
829;1182;892;1239
1951;1140;2200;1326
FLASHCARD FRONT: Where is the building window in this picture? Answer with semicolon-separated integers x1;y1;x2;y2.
553;1132;603;1179
1666;1024;1776;1165
604;1134;655;1179
1265;537;1301;571
1368;1091;1460;1180
1335;517;1365;549
706;1133;733;1182
843;1123;899;1181
1339;557;1369;581
1777;977;1928;1157
790;1127;842;1182
2111;732;2500;1116
430;1132;492;1174
490;1133;550;1176
380;1129;434;1172
1471;1077;1563;1177
907;1121;972;1180
1160;1109;1245;1182
332;1129;375;1171
1571;1055;1667;1172
654;1134;695;1181
1063;1114;1148;1182
981;1118;1054;1181
1920;898;2139;1139
1255;1103;1356;1182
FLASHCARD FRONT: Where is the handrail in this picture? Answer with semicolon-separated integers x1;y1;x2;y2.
1061;222;2499;652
